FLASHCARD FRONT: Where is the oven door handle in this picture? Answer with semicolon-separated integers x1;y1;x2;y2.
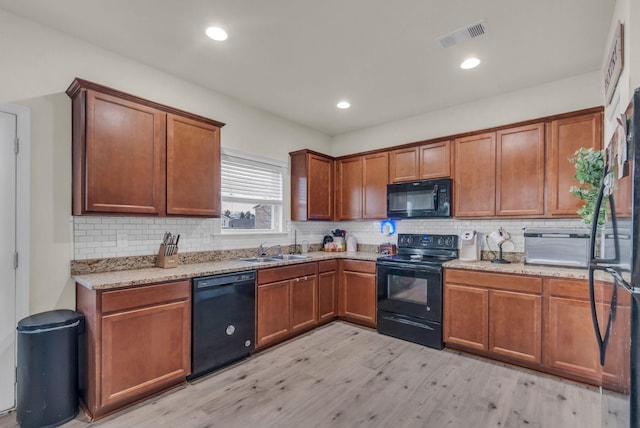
376;261;442;273
381;314;435;330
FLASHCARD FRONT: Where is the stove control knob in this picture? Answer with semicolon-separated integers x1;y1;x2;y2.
406;236;413;245
445;237;453;247
437;237;444;246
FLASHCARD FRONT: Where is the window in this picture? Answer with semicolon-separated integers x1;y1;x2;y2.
220;150;285;233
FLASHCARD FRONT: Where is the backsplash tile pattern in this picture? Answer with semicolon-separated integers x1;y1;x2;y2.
73;216;586;260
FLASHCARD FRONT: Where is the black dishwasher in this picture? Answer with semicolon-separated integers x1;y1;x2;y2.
190;270;256;380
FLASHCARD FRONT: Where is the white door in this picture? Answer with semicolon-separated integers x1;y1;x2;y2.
0;111;16;413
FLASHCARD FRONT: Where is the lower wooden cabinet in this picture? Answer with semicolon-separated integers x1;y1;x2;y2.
445;270;629;390
256;279;291;346
489;290;541;364
444;270;542;365
318;260;338;323
76;280;191;420
443;284;488;351
544;278;629;390
256;259;377;349
339;260;377;327
256;262;318;348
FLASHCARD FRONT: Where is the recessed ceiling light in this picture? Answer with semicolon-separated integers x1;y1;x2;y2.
460;57;481;69
337;101;351;109
205;26;228;41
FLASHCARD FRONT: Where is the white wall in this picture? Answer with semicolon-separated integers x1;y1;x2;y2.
331;72;603;156
0;9;332;313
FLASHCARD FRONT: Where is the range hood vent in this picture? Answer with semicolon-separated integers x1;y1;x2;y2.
436;20;488;48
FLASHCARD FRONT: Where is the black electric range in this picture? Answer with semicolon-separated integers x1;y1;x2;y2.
376;234;458;349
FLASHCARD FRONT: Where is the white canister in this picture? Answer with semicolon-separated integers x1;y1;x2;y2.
346;235;358;252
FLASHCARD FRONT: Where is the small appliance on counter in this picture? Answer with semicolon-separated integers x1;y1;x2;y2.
379;243;397;255
346;234;358;252
459;230;481;262
523;228;590;268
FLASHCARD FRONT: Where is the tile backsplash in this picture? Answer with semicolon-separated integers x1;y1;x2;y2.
73;216;587;260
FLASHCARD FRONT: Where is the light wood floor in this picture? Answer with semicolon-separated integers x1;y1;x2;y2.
1;322;608;427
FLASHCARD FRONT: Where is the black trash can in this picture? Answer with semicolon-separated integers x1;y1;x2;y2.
16;310;84;428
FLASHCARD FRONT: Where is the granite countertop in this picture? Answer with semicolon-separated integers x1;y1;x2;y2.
443;260;589;280
74;251;380;290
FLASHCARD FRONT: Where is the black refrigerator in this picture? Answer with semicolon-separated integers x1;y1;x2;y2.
589;87;640;428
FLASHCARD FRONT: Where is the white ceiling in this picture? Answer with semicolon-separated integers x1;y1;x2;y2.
0;0;615;136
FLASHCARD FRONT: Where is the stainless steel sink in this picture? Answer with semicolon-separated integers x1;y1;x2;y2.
270;254;310;261
237;256;280;264
237;254;310;264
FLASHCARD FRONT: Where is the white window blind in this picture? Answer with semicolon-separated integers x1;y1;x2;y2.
220;151;285;233
221;155;283;202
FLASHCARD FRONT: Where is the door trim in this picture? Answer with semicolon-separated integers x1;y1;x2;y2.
0;103;30;413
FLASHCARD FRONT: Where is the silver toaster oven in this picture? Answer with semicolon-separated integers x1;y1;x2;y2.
523;228;590;268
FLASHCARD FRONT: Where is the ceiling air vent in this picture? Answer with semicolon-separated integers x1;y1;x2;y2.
435;20;488;49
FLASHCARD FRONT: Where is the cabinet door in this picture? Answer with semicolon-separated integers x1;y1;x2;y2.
256;280;290;347
601;302;631;391
290;276;318;333
100;300;190;410
340;270;376;327
547;112;602;216
454;133;496;217
363;152;389;219
389;147;419;183
489;290;542;364
419;140;451;179
318;270;337;323
336;156;363;220
443;284;488;351
496;124;545;216
84;90;166;215
545;296;601;382
308;153;334;220
166;114;221;216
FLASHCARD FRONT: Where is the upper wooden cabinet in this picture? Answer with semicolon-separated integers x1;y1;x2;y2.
455;124;545;218
335;152;389;220
67;78;224;217
363;152;389;218
336;156;363;220
389;141;451;183
389;147;419;182
166;114;221;216
419;140;451;179
546;112;603;216
290;150;334;221
454;133;496;217
496;123;545;216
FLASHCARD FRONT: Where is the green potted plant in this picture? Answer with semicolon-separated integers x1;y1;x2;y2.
569;147;606;227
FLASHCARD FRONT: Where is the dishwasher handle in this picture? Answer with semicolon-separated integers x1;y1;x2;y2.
194;271;256;290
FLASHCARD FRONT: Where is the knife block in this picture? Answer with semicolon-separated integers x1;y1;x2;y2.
156;244;179;268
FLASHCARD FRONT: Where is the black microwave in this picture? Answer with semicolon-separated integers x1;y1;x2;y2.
386;178;452;219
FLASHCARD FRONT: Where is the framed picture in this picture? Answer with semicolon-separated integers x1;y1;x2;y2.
604;21;624;105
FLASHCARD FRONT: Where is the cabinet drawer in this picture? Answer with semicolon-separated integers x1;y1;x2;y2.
101;280;190;314
547;278;589;300
258;262;317;284
445;269;541;294
318;259;337;273
342;259;376;274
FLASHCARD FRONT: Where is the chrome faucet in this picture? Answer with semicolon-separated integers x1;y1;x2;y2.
258;242;282;257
